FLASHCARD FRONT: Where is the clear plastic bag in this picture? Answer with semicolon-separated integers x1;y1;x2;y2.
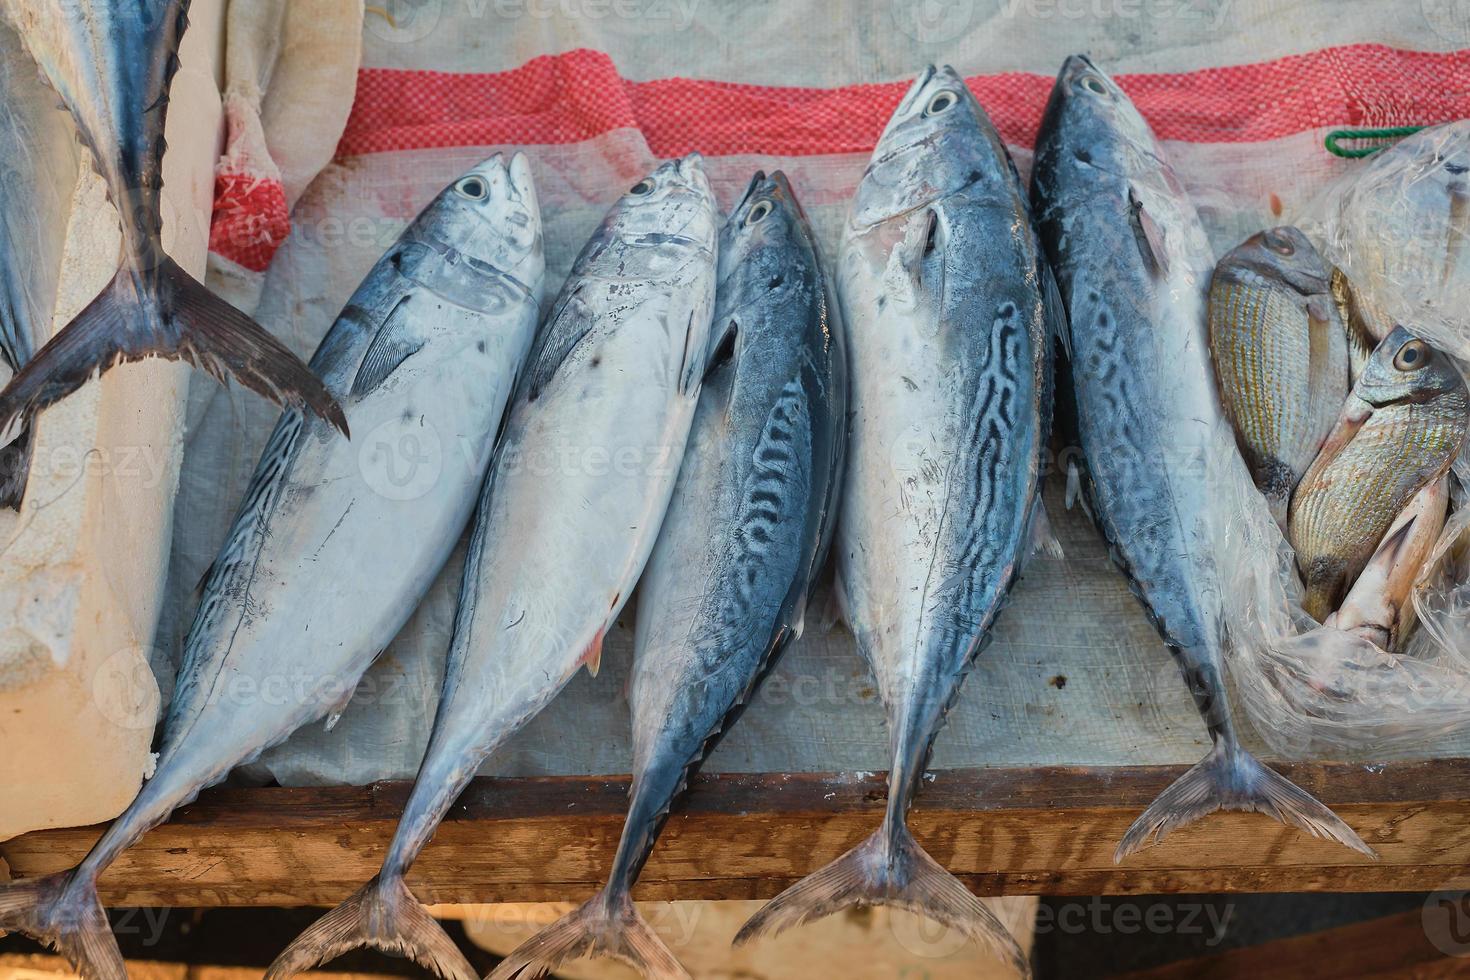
1221;121;1470;758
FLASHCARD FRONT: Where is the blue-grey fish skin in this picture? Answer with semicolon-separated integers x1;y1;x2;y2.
486;170;848;980
619;170;846;890
0;0;345;447
1032;54;1370;861
734;67;1049;971
0;14;77;506
0;155;544;980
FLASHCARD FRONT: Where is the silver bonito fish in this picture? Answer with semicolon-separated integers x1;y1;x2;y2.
1031;55;1372;861
0;154;545;978
734;66;1051;972
0;0;344;446
268;155;719;980
488;171;848;980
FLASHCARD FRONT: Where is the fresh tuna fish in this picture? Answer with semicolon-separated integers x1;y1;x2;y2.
0;0;344;447
0;14;78;506
1031;55;1373;861
488;171;847;980
1291;327;1469;623
267;155;719;980
1331;476;1449;651
733;67;1050;972
0;154;545;978
1207;226;1349;528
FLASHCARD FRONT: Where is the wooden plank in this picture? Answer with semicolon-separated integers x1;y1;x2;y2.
5;762;1470;907
1113;908;1467;979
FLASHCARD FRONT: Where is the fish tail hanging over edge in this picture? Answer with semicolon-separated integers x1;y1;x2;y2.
732;821;1029;976
0;871;125;980
1115;738;1377;862
264;874;474;980
487;886;690;980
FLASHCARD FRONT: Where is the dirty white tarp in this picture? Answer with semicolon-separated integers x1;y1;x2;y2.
147;0;1470;792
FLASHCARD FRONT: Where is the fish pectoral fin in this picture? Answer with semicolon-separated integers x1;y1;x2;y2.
581;630;606;677
1040;253;1073;361
703;317;739;381
351;298;427;397
1028;499;1065;561
526;283;595;401
1127;185;1170;277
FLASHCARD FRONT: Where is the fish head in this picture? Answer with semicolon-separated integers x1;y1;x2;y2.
718;170;814;297
417;152;544;285
1356;326;1466;408
1219;226;1333;295
1036;55;1156;174
851;65;1006;229
600;153;718;251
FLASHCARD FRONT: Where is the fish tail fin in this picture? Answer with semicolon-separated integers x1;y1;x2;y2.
1115;740;1376;861
733;823;1028;975
488;887;690;980
0;871;125;980
0;259;346;446
0;422;32;507
265;874;475;980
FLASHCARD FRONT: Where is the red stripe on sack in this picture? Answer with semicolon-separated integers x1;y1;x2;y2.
338;44;1470;159
209;172;291;273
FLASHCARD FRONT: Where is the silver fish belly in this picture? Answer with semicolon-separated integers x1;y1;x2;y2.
1031;54;1370;861
0;13;78;507
0;154;545;980
489;170;848;980
736;66;1049;973
0;0;343;445
268;155;719;980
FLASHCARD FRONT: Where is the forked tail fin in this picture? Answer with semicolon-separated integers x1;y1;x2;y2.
733;823;1028;976
1115;740;1377;861
0;422;31;507
265;874;474;980
488;887;689;980
0;871;125;980
0;258;347;446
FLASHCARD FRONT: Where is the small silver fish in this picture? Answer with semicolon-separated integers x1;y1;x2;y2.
0;0;344;447
1208;227;1349;528
0;154;545;979
268;156;719;980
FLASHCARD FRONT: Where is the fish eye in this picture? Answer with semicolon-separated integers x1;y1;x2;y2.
1264;233;1295;256
924;90;959;116
746;200;773;225
1078;75;1107;95
1394;339;1429;371
455;176;489;201
629;178;655;196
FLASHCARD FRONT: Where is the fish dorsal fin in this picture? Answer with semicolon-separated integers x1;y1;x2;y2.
351;296;425;397
526;282;595;401
1128;186;1169;277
